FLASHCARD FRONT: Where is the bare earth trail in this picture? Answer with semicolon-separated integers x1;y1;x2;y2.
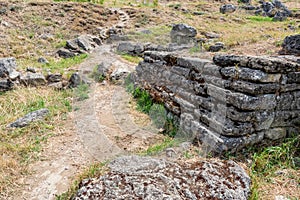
14;43;163;200
12;8;163;199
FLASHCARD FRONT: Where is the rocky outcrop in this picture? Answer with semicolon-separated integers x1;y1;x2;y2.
255;0;291;21
0;57;19;91
20;72;47;86
57;35;102;58
8;108;49;128
220;4;237;14
74;156;251;200
279;34;300;56
170;24;197;45
134;52;300;153
116;42;193;57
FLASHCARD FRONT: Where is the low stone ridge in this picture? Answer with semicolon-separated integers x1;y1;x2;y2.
279;34;300;56
134;52;300;153
116;42;193;56
73;156;251;200
8;108;49;128
0;57;86;92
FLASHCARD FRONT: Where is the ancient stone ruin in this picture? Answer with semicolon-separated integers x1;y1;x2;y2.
74;156;251;200
134;51;300;153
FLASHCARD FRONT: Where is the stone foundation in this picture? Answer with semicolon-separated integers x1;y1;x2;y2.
134;51;300;153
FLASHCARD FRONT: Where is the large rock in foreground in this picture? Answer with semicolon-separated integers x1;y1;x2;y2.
74;156;251;200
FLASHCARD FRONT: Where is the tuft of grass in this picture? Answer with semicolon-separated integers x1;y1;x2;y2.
121;54;143;64
248;135;300;199
89;65;106;82
73;84;90;101
18;54;88;74
246;16;274;22
132;87;153;114
141;137;177;156
189;45;202;53
56;162;108;200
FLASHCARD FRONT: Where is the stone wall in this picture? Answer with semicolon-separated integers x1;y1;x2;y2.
134;51;300;153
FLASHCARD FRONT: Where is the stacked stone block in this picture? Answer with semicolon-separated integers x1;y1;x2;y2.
135;51;300;153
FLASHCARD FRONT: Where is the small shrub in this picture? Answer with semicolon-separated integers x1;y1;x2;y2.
132;87;153;114
73;84;89;101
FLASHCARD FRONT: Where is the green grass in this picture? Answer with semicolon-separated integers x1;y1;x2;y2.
125;75;178;137
89;65;106;82
246;16;274;22
56;162;108;200
242;135;299;199
131;87;153;114
141;137;177;156
73;84;90;101
121;54;143;64
189;45;202;53
18;54;88;74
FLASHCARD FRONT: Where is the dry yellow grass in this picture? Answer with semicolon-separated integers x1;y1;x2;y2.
0;87;72;197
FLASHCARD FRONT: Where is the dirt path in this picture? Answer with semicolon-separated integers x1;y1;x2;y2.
14;41;163;200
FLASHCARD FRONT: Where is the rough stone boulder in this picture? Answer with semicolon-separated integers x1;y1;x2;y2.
73;156;251;200
0;57;20;80
220;4;237;14
8;108;49;128
279;34;300;56
117;42;145;56
68;72;83;88
170;24;197;45
20;72;46;86
57;35;102;58
208;42;225;52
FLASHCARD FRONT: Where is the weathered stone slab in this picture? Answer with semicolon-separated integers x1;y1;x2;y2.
226;90;276;110
177;57;210;72
264;128;287;140
0;57;19;79
8;108;49;128
286;72;300;83
220;67;282;83
20;72;46;86
213;54;300;73
229;80;280;95
202;63;222;77
74;156;251;200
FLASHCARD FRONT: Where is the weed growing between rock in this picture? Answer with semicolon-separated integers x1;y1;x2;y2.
55;162;108;200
